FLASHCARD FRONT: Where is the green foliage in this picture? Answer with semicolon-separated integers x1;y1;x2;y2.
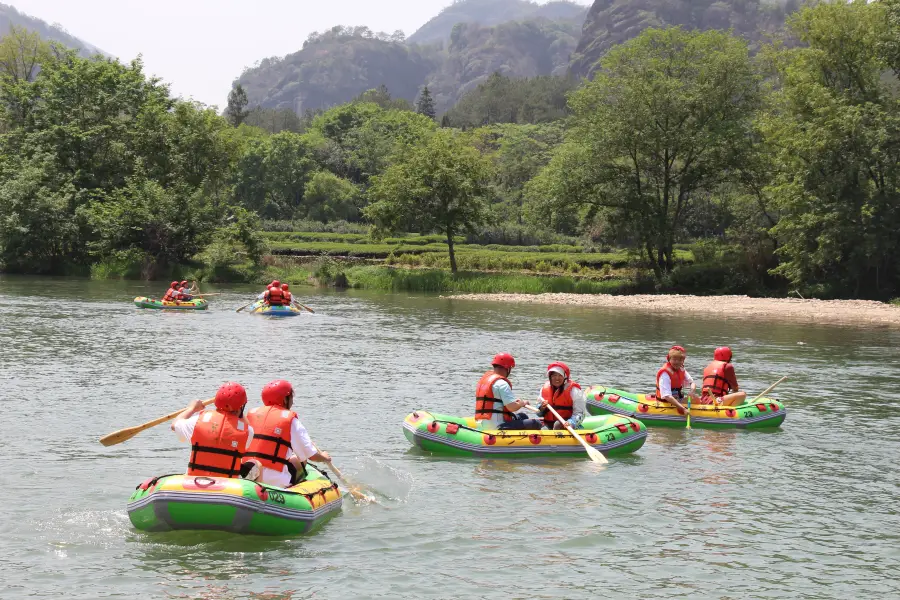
0;4;104;57
529;27;760;278
366;129;493;272
225;83;249;126
415;86;436;121
303;171;359;221
443;73;576;128
761;0;900;298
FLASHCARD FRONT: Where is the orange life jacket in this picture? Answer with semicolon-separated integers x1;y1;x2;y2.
475;371;514;422
283;291;292;304
265;287;285;306
656;363;686;400
162;287;177;302
188;411;249;478
177;287;192;300
243;405;296;471
702;360;733;398
540;380;581;423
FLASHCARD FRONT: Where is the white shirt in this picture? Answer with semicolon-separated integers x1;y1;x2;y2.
258;416;319;488
658;370;694;398
477;378;517;430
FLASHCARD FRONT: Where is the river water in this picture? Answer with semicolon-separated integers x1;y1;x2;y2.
1;276;898;599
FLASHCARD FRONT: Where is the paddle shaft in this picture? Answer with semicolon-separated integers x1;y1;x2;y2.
99;398;215;447
525;404;607;464
292;300;315;313
325;459;369;501
686;396;692;429
751;376;788;402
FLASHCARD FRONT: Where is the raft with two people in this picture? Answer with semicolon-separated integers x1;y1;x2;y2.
134;280;215;310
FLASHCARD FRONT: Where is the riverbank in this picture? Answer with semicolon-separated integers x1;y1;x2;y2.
444;292;900;327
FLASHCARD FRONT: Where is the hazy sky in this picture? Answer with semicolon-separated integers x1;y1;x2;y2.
9;0;589;110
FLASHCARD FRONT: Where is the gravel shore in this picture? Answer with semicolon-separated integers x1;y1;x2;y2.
444;293;900;327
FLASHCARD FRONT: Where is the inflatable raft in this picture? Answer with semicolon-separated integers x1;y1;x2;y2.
403;411;647;458
134;296;208;310
585;386;786;429
247;300;303;317
127;464;342;536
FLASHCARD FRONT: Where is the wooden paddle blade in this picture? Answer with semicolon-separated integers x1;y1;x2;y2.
99;425;143;447
585;444;608;464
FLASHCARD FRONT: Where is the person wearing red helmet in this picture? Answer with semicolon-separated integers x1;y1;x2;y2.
537;362;586;430
171;382;254;479
162;281;179;302
176;280;194;301
701;347;746;406
280;283;293;306
475;353;542;430
263;280;285;306
655;345;699;414
242;380;331;487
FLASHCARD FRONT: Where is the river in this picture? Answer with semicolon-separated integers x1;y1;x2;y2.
1;275;899;599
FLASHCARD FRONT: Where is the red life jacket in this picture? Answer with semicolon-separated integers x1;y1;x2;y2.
656;363;686;400
702;360;734;398
188;411;249;478
540;380;581;423
162;287;177;302
243;406;296;471
475;371;514;423
177;287;192;300
283;291;292;305
265;287;285;306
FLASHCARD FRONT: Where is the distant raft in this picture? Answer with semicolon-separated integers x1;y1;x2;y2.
585;386;786;429
403;411;647;458
247;300;303;317
133;296;208;310
127;464;343;536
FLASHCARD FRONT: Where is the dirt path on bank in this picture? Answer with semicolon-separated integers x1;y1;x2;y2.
444;293;900;328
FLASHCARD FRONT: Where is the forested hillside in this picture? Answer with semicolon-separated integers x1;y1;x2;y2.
0;3;104;56
570;0;798;77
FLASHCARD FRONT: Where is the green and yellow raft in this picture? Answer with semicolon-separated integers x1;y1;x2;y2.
585;386;786;429
403;411;647;458
134;296;208;310
127;465;342;536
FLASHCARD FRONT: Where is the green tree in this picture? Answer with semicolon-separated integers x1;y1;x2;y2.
225;83;249;126
761;0;900;297
303;171;359;221
415;86;436;120
528;28;759;276
366;129;492;273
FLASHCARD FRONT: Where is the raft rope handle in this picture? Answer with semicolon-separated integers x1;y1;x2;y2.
134;473;180;490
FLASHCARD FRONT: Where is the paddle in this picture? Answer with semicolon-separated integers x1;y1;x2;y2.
292;300;315;314
193;293;222;297
235;301;256;313
324;459;374;502
99;398;215;447
750;376;788;403
525;405;607;464
686;396;692;429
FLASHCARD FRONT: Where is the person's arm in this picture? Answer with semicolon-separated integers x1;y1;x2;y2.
171;405;203;441
726;364;739;391
684;370;699;400
495;380;528;412
291;419;331;463
659;372;687;411
569;387;586;427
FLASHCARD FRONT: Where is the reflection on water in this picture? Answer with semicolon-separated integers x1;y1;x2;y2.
2;275;900;598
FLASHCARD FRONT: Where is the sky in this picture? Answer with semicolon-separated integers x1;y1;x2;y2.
9;0;589;110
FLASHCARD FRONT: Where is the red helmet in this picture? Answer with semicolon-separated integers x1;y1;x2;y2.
180;280;188;287
714;346;733;362
547;361;570;379
271;280;281;288
261;379;294;407
214;382;247;412
281;283;289;291
667;345;686;361
170;281;179;288
491;353;515;370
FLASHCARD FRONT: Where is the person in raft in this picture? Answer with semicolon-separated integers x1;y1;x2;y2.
655;345;699;414
537;362;586;430
263;280;287;306
241;380;332;487
162;281;180;302
475;353;543;430
701;346;747;406
176;280;194;301
281;283;293;307
171;382;254;479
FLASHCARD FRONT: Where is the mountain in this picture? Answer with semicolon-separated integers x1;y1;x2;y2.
235;27;442;113
408;0;587;45
425;17;582;112
0;3;105;57
569;0;799;78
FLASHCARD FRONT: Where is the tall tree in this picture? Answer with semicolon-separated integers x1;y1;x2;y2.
225;83;249;126
366;129;492;273
527;27;759;277
416;85;436;120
